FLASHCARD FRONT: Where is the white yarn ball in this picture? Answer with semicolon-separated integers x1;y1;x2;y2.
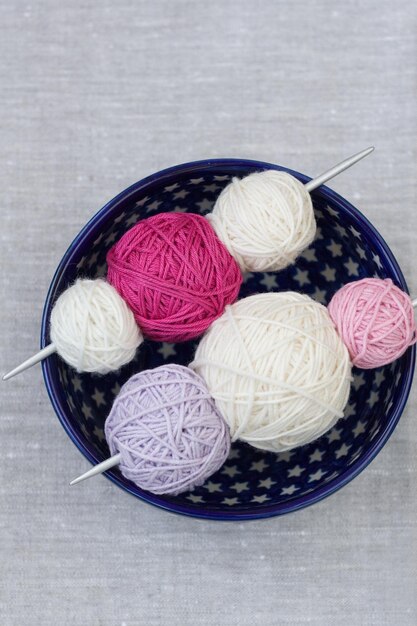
208;170;316;273
51;279;143;374
191;292;352;452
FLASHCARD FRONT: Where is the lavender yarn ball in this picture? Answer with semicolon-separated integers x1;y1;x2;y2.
104;364;231;495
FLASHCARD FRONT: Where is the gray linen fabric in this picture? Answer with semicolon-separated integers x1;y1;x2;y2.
1;1;416;624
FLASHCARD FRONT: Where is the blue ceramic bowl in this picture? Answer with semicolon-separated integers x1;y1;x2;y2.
41;159;415;520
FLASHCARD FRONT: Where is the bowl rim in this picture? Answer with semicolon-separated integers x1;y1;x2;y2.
41;157;416;521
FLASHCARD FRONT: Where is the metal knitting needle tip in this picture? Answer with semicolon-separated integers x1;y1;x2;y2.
70;453;122;486
304;146;375;193
3;343;57;381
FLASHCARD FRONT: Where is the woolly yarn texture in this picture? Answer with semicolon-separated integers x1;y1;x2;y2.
328;277;416;368
105;364;231;495
208;170;316;273
191;292;352;452
50;279;142;374
107;212;242;342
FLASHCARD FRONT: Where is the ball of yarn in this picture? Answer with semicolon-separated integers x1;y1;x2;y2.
191;292;351;452
328;278;416;369
105;364;231;495
208;170;316;273
50;279;142;374
107;212;242;342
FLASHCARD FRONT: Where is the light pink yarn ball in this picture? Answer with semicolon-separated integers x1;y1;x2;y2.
328;278;416;369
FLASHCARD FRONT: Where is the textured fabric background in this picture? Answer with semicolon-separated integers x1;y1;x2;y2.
1;2;416;625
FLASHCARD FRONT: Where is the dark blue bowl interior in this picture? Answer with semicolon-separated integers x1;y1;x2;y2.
42;159;415;520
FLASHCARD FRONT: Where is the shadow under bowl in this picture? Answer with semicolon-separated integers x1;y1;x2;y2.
41;158;415;520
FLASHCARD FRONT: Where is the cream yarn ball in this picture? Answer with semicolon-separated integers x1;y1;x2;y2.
208;170;316;273
191;292;352;452
50;279;143;374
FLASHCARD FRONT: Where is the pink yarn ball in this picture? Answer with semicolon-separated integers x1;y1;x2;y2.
328;278;416;369
106;213;242;342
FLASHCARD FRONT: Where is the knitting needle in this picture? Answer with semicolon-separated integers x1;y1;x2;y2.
2;343;56;381
70;453;121;486
3;147;374;382
304;146;374;192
